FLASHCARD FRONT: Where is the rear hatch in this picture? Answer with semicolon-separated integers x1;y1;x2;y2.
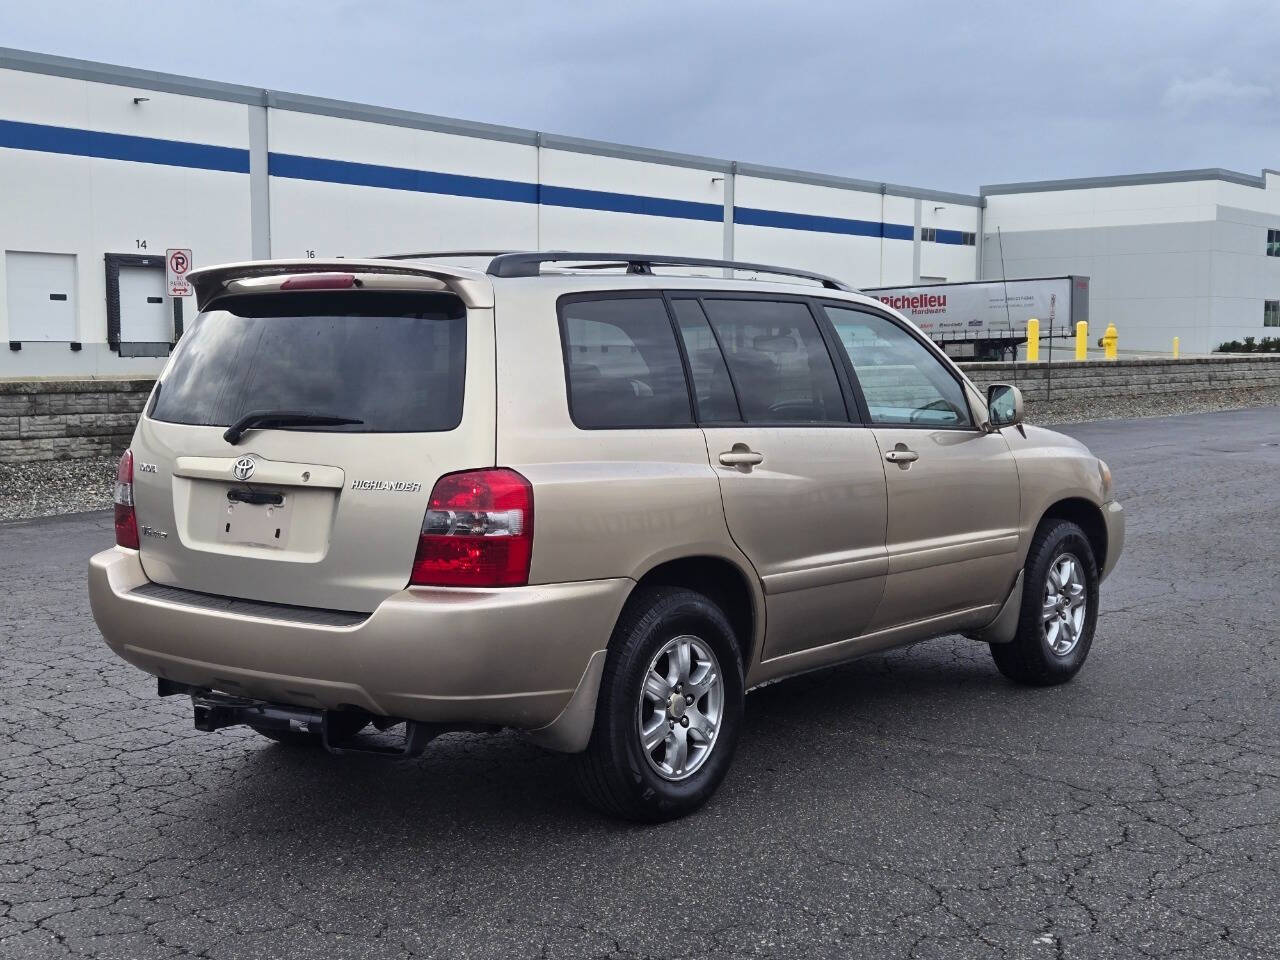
130;284;495;612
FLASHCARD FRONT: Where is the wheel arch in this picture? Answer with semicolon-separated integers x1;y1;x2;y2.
628;554;762;672
1039;497;1107;572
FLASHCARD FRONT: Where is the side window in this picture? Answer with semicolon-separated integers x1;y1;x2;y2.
824;306;973;428
670;299;741;422
560;296;693;428
700;299;847;423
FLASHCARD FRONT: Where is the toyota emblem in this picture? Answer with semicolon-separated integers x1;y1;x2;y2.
233;456;256;481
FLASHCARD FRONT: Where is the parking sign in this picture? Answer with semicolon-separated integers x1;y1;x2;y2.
166;248;193;297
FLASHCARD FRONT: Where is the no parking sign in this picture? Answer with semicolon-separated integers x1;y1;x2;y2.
166;248;192;297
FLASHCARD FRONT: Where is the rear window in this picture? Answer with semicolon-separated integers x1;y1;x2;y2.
151;291;466;433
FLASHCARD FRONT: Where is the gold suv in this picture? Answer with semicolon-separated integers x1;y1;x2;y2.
89;252;1124;821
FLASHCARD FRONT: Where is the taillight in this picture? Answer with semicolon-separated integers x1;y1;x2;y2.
410;469;533;587
113;450;139;549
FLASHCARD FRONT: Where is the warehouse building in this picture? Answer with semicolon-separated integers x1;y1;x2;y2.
0;46;1276;376
982;169;1280;353
0;47;980;378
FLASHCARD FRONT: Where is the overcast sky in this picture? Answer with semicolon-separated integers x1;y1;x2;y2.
2;0;1277;193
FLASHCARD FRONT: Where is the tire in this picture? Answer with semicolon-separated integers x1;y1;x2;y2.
991;519;1100;686
251;711;369;748
574;586;745;822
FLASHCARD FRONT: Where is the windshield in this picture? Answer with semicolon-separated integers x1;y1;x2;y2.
151;290;467;433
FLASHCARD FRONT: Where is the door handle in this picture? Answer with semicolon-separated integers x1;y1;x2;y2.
719;447;764;467
884;448;919;464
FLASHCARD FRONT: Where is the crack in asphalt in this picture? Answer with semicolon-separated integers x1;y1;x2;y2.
1;408;1278;959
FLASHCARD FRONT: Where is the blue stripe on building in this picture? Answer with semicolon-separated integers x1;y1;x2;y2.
539;184;723;222
0;118;970;243
734;208;962;243
268;152;539;204
0;118;249;173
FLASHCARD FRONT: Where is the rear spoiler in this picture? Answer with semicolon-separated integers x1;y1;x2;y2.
187;259;495;311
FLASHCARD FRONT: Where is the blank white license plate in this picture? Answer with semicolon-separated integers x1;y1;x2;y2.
216;495;294;549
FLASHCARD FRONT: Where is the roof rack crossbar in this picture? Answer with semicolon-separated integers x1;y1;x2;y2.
484;252;855;291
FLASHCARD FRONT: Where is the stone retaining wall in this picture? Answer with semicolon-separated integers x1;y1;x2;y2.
958;356;1280;403
2;355;1278;462
0;379;152;463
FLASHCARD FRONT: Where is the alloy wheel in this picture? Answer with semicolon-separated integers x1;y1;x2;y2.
636;635;724;780
1042;552;1087;656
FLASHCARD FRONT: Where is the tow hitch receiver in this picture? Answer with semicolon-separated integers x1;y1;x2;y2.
159;679;436;759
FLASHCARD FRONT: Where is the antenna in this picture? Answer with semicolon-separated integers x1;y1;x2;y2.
997;227;1016;380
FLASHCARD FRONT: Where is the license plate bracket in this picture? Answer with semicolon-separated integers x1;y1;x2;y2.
217;490;294;548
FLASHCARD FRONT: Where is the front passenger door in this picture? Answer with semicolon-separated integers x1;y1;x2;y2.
822;305;1021;633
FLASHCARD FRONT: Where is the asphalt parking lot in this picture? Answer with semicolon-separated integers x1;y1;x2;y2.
2;407;1278;960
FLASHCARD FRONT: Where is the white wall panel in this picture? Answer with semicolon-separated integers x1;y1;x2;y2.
734;176;887;287
919;244;977;284
268;178;538;259
920;201;978;232
1216;179;1280;214
537;148;725;258
268;109;537;182
0;67;249;147
539;149;725;203
735;176;885;221
880;236;915;285
733;227;882;288
538;206;720;259
985;183;1218;233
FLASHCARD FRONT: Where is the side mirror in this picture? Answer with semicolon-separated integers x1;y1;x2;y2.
987;383;1024;428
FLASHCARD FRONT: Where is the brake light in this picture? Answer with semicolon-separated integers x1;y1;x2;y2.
279;273;356;290
113;450;139;549
410;469;533;587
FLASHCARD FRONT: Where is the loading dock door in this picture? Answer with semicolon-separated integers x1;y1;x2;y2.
118;265;171;356
5;251;77;342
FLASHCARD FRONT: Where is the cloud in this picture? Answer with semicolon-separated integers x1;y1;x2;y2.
1163;68;1271;111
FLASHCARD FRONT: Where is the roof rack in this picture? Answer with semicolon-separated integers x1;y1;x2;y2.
484;252;855;291
375;250;526;261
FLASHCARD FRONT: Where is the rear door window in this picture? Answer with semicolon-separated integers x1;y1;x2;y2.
152;291;467;432
700;298;848;424
559;296;693;428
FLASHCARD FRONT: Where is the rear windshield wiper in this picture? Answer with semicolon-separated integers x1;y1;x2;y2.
223;410;364;445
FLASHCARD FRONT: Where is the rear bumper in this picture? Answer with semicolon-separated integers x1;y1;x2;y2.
1101;499;1124;582
88;547;629;743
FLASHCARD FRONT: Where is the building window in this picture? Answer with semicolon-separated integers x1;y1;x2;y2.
1266;300;1280;327
961;232;976;246
1268;229;1280;257
921;227;937;242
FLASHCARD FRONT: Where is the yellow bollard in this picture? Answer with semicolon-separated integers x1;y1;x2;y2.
1075;321;1088;360
1026;318;1040;362
1173;336;1180;359
1103;323;1118;360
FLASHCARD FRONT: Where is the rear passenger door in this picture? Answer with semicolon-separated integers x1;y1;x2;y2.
821;304;1021;631
670;295;889;662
